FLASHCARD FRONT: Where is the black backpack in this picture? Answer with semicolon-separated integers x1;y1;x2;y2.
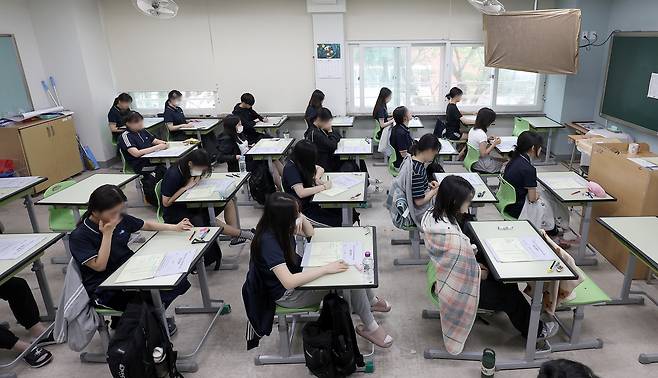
248;161;276;205
433;116;446;138
107;300;182;378
302;293;364;377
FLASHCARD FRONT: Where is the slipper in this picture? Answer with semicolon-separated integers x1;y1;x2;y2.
356;324;393;348
371;296;392;313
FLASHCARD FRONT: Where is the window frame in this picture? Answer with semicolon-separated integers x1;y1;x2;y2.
127;90;219;115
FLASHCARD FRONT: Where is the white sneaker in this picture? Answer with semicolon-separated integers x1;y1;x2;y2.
538;321;559;341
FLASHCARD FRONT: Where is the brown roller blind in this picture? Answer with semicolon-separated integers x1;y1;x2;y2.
483;9;581;74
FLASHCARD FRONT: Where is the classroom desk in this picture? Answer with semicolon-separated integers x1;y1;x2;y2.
99;227;224;373
409;117;424;131
332;116;355;136
180;119;220;146
537;172;616;266
143;141;198;168
312;172;367;227
253;115;288;136
566;135;589;171
0;176;47;233
433;173;497;216
334;138;372;166
461;114;477;126
496;136;518;154
113;117;166;141
426;220;578;370
300;226;377;290
245;137;294;173
521;117;564;165
597;216;658;364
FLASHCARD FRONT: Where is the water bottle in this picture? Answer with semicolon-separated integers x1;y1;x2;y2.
481;348;495;377
238;155;247;173
362;251;374;283
152;347;169;378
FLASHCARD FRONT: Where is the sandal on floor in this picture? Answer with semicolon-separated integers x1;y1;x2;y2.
356;325;393;348
371;296;392;313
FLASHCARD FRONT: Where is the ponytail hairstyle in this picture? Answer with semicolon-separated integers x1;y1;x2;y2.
290;140;318;188
510;130;543;159
166;90;183;107
431;175;474;225
113;93;132;108
409;133;441;156
392;106;409;125
78;184;127;225
474;107;496;133
308;89;325;109
177;148;213;179
123;110;144;130
445;87;463;100
372;87;392;119
250;192;300;267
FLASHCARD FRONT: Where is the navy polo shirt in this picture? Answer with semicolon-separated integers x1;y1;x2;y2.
374;105;389;122
117;129;155;173
255;230;300;301
282;161;312;210
69;214;144;296
502;153;537;219
161;165;188;223
163;104;187;126
389;123;413;168
108;106;129;130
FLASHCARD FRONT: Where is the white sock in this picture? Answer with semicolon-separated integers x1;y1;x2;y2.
369;296;379;306
366;320;379;332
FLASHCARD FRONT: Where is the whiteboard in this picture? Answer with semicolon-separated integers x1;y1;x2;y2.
0;35;33;118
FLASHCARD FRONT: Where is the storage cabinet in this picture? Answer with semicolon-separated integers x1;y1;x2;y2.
0;114;83;192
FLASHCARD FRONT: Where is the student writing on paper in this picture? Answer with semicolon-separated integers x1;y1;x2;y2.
282;140;343;227
305;107;341;171
304;89;325;129
422;176;558;352
467;107;506;174
69;185;193;335
389;106;414;169
161;148;254;250
242;193;393;348
372;87;394;142
163;90;195;141
107;92;132;133
232;92;269;144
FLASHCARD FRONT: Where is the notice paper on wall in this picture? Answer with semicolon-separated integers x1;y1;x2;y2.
301;241;364;267
648;73;658;100
0;234;47;260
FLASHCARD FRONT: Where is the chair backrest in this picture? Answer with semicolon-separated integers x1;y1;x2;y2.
44;180;76;198
372;119;382;143
512;117;530;137
494;175;517;216
154;179;164;223
425;262;440;309
118;149;134;174
45;180;80;232
387;145;399;177
463;144;480;172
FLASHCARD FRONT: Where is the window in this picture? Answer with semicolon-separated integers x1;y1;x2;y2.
348;42;543;114
129;91;217;112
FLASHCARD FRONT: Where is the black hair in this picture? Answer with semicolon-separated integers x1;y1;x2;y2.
432;175;475;225
474;107;496;133
78;184;127;225
177;148;213;179
537;359;599;378
315;107;333;123
308;89;325;109
241;93;255;106
511;130;543;159
410;133;441;156
445;87;463;100
123;110;144;126
166;90;182;107
113;92;132;107
372;87;392;119
222;114;241;138
392;106;408;125
290;140;318;188
250;192;300;268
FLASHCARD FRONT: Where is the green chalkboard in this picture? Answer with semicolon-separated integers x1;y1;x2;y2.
0;35;33;118
601;32;658;134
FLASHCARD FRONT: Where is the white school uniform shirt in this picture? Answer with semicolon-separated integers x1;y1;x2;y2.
467;128;488;148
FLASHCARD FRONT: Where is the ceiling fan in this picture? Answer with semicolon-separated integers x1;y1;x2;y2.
132;0;179;19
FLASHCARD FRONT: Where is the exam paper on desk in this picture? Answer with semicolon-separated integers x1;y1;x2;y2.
0;235;47;260
115;254;164;283
301;241;364;267
156;249;196;276
541;177;588;190
486;236;556;263
145;146;189;158
0;177;38;189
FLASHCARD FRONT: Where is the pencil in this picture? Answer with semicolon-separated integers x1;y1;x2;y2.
189;231;196;241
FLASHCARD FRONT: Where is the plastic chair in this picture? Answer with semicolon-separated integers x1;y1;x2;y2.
44;180;83;232
494;176;518;221
79;307;123;364
372;119;382;145
513;117;530;137
387;146;399;177
463;144;479;173
118;148;134;174
154;179;164;223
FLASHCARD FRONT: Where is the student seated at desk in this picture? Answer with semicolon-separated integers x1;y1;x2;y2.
161;148;254;247
282;140;343;227
305;107;341;171
372;87;394;141
245;192;393;347
304;89;325;129
0;277;54;368
389;106;414;169
444;87;469;141
232;93;268;144
163;90;195;141
421;176;557;353
216;115;250;172
107;92;132;133
118;111;168;176
467;107;505;174
69;185;193;335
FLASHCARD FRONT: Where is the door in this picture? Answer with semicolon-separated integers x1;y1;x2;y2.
20;123;57;191
51;116;83;179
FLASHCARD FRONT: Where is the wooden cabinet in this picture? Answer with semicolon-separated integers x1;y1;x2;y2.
0;114;83;192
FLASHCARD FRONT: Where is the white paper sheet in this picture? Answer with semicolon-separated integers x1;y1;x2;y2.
435;173;483;187
648;73;658;100
486;236;556;263
115;254;164;283
301;241;364;267
328;175;362;189
496;136;518;152
320;186;348;197
0;235;47;260
0;177;38;189
144;146;189;158
156;249;196;276
627;157;658;169
185;187;215;199
541;177;588;190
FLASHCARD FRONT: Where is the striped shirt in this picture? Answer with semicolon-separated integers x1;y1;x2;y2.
411;159;428;199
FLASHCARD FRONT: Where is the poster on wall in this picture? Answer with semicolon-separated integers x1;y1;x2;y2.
316;43;342;79
317;43;341;59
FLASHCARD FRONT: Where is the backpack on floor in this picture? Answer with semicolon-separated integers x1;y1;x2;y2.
107;300;182;378
248;162;275;205
302;293;364;377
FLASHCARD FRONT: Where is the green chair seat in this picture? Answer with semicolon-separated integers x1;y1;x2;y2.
562;270;610;306
44;180;82;232
463;144;479;173
425;262;440;310
494;175;518;221
513;117;530;137
387;146;399;177
275;304;320;315
94;308;123;317
119;149;135;174
372;119;382;144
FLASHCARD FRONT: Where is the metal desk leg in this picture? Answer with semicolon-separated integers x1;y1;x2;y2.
207;206;238;271
23;195;40;233
573;204;597;266
544;129;553;164
568;143;577;172
342;206;353;227
176;258;226;314
599;253;658;306
196;130;203;146
32;258;56;321
52;207;79;265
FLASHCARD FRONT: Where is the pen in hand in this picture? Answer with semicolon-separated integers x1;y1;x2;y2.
189;231;196;241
